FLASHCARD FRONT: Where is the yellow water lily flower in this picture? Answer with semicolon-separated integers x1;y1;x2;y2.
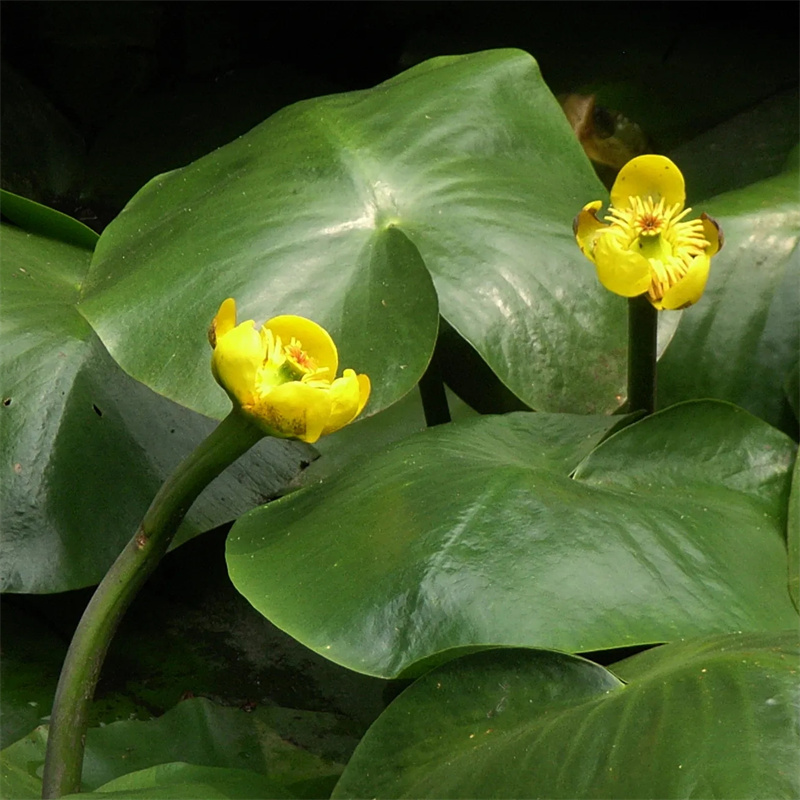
208;298;370;444
574;154;723;309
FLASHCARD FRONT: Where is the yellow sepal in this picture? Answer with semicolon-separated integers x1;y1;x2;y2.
610;154;686;210
654;255;712;310
210;313;262;407
573;201;606;262
320;369;372;438
208;299;370;443
594;234;652;297
248;380;334;444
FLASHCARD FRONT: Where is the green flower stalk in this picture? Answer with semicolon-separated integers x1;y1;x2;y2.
573;154;724;413
43;299;372;797
42;410;265;798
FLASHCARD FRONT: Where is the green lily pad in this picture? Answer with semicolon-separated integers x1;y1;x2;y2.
227;400;797;678
332;632;799;799
0;697;353;800
0;733;42;800
1;189;99;250
0;217;313;593
294;385;478;489
657;166;800;434
77;49;626;420
64;763;291;799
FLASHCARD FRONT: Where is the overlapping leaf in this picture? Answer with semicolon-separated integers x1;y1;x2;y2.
658;165;800;433
332;633;799;799
64;763;290;799
0;697;353;800
77;49;625;420
0;207;313;593
227;401;797;678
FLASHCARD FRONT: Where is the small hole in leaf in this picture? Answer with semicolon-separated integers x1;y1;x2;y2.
3;398;11;407
92;404;103;417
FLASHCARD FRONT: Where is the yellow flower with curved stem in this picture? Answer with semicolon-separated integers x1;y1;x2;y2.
208;298;370;444
574;154;723;309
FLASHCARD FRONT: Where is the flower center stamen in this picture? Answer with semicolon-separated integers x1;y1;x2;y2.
285;342;313;370
639;212;662;235
255;330;331;395
601;195;710;302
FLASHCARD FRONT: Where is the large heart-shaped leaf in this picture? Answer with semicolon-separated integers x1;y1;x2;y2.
657;165;800;433
0;211;313;593
293;385;478;489
227;401;797;678
332;632;799;799
77;49;626;420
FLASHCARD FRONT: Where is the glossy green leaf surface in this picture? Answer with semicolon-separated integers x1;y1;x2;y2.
227;401;797;678
77;49;626;420
658;167;800;433
332;632;800;799
64;763;290;800
0;220;313;593
0;697;348;800
294;386;477;490
1;189;99;250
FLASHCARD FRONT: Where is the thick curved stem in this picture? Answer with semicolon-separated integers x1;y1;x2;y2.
41;410;264;799
627;295;658;415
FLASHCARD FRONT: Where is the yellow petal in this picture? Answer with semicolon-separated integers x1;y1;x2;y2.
213;298;237;340
265;315;338;377
610;155;686;210
593;234;652;297
355;372;371;417
211;320;263;406
320;369;370;437
701;213;724;256
249;381;333;444
573;201;606;263
654;255;711;310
